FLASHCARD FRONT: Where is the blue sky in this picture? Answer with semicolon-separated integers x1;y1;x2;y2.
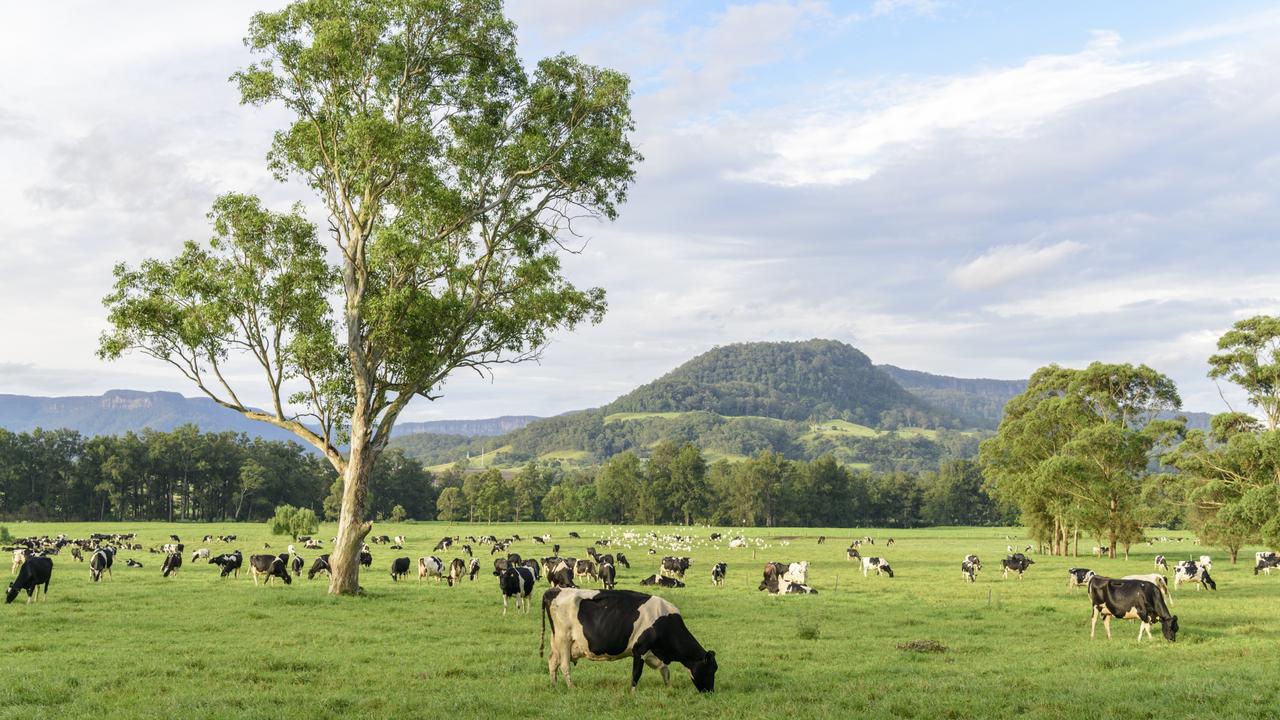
2;1;1278;422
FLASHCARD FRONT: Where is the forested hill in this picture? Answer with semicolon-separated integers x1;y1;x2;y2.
876;365;1026;429
607;340;945;427
392;416;539;437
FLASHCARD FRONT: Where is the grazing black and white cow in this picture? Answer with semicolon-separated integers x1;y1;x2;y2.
522;559;542;582
862;557;893;578
567;532;581;539
1154;554;1169;571
433;537;453;552
461;544;473;558
710;562;726;586
540;588;717;692
469;558;481;581
961;558;979;583
574;559;598;583
6;556;53;604
1067;568;1094;589
599;562;617;590
289;554;304;576
1174;561;1216;591
390;557;411;582
1001;553;1034;579
448;558;466;586
1087;575;1178;642
307;554;331;580
640;575;685;588
70;547;83;563
89;547;114;582
210;550;243;578
190;548;210;563
418;556;445;582
126;558;143;568
499;565;536;615
161;552;183;578
660;557;691;579
615;552;630;570
547;560;576;589
249;554;292;585
846;547;861;562
1255;553;1280;576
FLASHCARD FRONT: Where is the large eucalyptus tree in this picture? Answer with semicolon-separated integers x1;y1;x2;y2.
100;0;640;595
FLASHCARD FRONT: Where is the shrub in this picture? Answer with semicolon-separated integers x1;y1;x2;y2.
268;505;320;539
390;505;408;523
0;526;11;543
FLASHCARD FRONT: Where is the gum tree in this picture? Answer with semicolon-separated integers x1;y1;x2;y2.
99;0;639;595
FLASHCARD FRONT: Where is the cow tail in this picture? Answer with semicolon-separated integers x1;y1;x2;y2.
540;592;554;658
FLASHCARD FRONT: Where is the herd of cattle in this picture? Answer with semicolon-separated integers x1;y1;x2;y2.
7;528;1280;691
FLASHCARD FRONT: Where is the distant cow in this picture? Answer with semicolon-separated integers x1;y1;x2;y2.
540;588;718;692
249;554;292;585
1255;553;1280;576
1154;554;1169;571
302;539;322;550
1002;553;1034;579
782;561;809;585
448;558;466;587
210;550;243;578
1174;561;1215;591
862;557;893;578
161;552;183;578
846;547;861;561
10;549;27;575
1088;575;1178;641
307;554;331;580
433;537;453;552
469;558;481;581
89;548;114;582
547;560;576;589
126;558;143;568
190;548;210;563
6;556;53;604
390;556;411;582
290;554;304;576
500;565;536;614
711;562;726;586
574;559;597;583
961;558;980;583
640;574;685;588
660;557;691;579
615;552;630;569
359;549;373;568
1067;568;1094;589
758;562;785;592
599;562;617;590
418;556;445;583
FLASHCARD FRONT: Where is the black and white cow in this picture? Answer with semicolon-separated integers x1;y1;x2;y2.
615;553;630;569
961;558;980;583
660;557;691;579
307;554;331;580
302;539;322;550
190;548;210;563
1067;568;1094;589
599;562;617;590
862;557;893;578
448;558;466;587
433;537;453;552
419;556;445;582
390;556;411;582
6;556;52;604
547;560;577;589
1154;554;1169;571
290;554;304;576
500;565;536;614
1174;561;1216;591
469;558;481;581
540;588;717;692
359;549;373;568
710;562;726;586
1255;553;1280;576
89;547;114;582
211;550;243;578
126;558;143;568
161;552;183;578
640;575;685;588
1087;575;1178;641
575;559;598;583
1002;553;1034;579
846;547;861;561
249;554;292;585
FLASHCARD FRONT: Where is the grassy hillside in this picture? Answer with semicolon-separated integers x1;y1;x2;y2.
0;520;1273;720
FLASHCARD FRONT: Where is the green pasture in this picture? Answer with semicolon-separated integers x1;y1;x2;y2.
1;521;1276;719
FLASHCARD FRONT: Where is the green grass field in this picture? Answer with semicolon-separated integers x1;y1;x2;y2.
1;521;1276;719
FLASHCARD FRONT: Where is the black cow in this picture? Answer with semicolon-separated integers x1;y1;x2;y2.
359;549;373;568
660;557;691;579
249;554;292;585
711;562;727;586
1067;567;1094;589
1087;575;1178;641
308;554;331;580
640;575;685;588
541;588;717;692
568;532;581;539
390;556;411;582
89;548;114;582
6;556;53;604
210;550;243;578
599;562;617;590
1002;553;1034;579
500;565;537;614
523;559;542;582
161;552;183;578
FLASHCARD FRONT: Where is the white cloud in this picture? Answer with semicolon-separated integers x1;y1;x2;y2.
736;34;1213;185
872;0;941;18
950;240;1084;291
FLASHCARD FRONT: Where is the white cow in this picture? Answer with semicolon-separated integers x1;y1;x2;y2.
1122;573;1172;604
728;537;747;549
782;561;809;585
1174;561;1216;591
418;556;445;582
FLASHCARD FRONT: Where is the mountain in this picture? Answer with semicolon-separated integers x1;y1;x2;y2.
0;389;304;443
609;340;944;427
877;365;1026;430
392;416;539;438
